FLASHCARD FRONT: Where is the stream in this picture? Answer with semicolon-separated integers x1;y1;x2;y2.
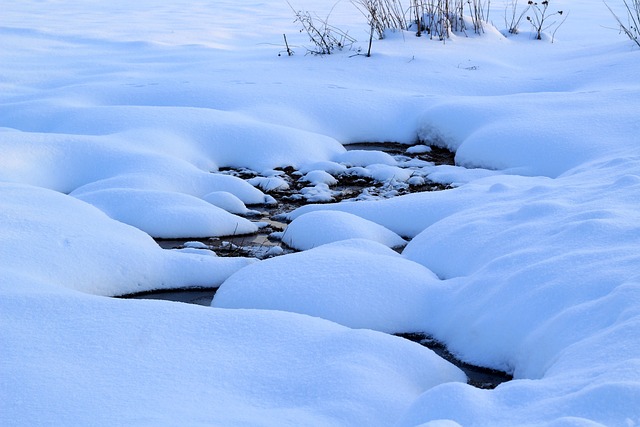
122;142;512;389
155;143;454;259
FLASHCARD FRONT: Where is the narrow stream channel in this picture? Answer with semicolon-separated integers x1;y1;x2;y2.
120;142;512;389
155;142;454;259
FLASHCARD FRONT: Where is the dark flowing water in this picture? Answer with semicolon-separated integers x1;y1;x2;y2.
397;333;513;389
121;287;218;306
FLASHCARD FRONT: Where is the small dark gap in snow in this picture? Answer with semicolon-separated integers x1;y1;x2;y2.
116;287;218;306
346;142;456;166
396;332;513;389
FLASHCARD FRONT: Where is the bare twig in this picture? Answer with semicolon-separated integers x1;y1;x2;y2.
526;1;565;40
604;0;640;47
283;34;293;56
288;1;355;54
504;0;530;34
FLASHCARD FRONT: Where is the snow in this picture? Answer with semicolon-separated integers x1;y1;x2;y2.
213;239;435;332
75;188;258;238
282;211;406;250
335;150;398;167
1;292;466;426
248;175;290;192
407;145;432;154
202;191;260;215
0;182;253;296
2;0;640;426
301;169;339;186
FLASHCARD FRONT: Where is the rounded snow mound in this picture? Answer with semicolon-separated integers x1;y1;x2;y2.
213;239;439;333
202;191;257;215
301;170;338;186
74;188;258;238
0;182;253;296
335;150;397;167
283;210;406;250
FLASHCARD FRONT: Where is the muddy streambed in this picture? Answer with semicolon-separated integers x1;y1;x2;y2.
122;142;512;389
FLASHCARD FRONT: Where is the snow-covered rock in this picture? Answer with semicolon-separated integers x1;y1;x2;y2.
300;169;338;186
282;210;406;250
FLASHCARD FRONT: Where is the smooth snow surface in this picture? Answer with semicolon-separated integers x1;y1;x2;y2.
3;0;640;426
1;293;466;426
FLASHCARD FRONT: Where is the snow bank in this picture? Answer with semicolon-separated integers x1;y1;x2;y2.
400;157;640;364
0;129;270;203
0;291;466;427
0;182;253;296
418;88;640;177
74;188;257;238
213;239;438;333
394;157;640;425
202;191;259;215
282;210;406;250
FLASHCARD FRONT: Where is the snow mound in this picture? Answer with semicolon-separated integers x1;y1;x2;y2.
213;239;438;333
1;292;466;426
282;210;406;250
335;150;397;167
299;161;348;175
74;188;258;238
299;183;336;202
202;191;258;215
248;176;289;192
301;169;338;186
70;171;269;205
407;145;431;154
0;182;253;296
366;163;414;182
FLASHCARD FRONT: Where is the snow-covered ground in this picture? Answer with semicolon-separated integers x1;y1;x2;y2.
2;1;640;425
